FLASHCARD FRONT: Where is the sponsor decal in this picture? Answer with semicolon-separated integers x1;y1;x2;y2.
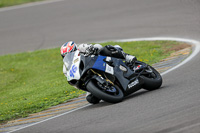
105;57;114;74
67;75;70;80
119;65;127;72
106;57;111;61
74;58;79;63
128;79;139;88
134;65;142;71
106;64;114;75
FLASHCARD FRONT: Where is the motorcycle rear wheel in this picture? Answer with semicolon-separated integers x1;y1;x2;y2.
141;65;162;91
86;80;124;103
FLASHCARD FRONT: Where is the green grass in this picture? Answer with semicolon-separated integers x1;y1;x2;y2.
99;41;179;65
0;0;44;8
0;41;187;124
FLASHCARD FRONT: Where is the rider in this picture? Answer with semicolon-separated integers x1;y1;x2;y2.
60;41;137;103
60;41;137;62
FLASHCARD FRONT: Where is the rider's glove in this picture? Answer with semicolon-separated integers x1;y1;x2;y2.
85;45;98;56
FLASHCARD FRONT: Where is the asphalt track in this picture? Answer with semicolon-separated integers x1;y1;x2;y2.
1;0;200;133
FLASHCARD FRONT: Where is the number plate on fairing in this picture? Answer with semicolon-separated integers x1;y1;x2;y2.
105;57;114;75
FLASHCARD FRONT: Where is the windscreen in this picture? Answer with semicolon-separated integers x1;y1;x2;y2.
63;52;75;71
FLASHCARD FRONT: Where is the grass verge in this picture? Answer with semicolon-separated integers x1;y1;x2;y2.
0;0;44;8
0;41;189;124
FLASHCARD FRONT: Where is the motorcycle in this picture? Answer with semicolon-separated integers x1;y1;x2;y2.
63;50;162;104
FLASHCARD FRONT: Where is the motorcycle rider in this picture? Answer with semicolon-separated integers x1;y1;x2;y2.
60;41;137;103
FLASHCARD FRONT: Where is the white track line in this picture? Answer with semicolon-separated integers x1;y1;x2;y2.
8;104;91;133
8;37;200;133
0;0;64;12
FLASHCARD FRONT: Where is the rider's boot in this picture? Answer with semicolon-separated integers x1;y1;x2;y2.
125;55;137;64
86;94;100;104
125;55;144;71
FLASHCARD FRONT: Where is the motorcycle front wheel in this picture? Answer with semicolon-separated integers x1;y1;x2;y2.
86;80;124;103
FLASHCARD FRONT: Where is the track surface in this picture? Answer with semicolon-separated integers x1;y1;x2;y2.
1;0;200;133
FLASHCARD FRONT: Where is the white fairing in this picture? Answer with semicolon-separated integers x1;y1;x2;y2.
63;51;81;81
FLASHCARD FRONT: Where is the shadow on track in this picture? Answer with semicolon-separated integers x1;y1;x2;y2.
83;86;165;111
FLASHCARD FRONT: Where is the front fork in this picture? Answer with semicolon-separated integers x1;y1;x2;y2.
90;69;114;85
85;69;117;93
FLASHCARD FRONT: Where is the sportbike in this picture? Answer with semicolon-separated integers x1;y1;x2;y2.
63;50;162;104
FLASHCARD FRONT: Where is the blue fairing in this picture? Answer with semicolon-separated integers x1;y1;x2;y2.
92;56;106;71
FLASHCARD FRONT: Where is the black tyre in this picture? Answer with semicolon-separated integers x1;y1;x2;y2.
86;94;100;104
86;80;124;103
141;65;162;91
